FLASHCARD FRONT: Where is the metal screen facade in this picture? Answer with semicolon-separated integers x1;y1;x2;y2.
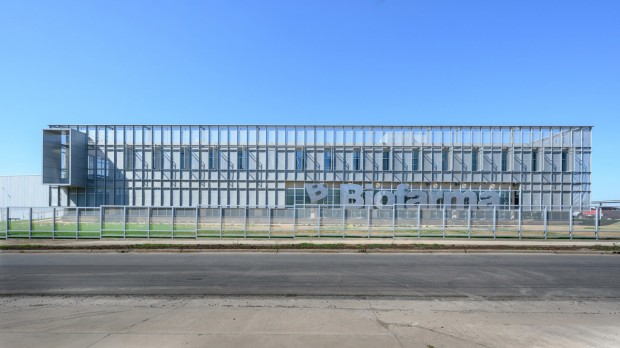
42;125;592;209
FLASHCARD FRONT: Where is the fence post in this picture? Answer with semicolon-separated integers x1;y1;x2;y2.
569;207;573;240
518;206;522;240
147;206;151;239
75;207;79;240
171;207;174;239
317;206;321;238
595;207;599;240
293;207;297;239
417;204;421;239
5;207;8;239
467;206;471;239
4;207;8;239
123;206;127;239
29;207;33;240
442;206;446;239
53;207;57;239
367;205;371;238
342;207;346;238
219;207;223;239
195;207;199;239
243;206;247;239
543;206;548;240
392;205;396;238
441;206;446;238
268;207;272;239
492;206;496;239
97;207;100;240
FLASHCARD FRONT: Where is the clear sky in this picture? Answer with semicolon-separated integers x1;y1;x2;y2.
0;0;618;201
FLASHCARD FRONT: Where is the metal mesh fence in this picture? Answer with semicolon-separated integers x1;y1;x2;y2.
1;205;618;240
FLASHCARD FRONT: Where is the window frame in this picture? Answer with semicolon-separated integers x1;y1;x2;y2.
324;148;333;171
353;148;361;171
382;148;390;171
295;148;306;171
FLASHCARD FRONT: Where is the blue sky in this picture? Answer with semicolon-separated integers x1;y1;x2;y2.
0;0;618;200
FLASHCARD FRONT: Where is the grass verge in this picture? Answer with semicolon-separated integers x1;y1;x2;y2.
0;242;618;252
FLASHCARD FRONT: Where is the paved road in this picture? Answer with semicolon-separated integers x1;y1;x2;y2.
1;253;619;298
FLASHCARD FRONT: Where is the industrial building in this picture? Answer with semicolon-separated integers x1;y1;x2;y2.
0;175;49;207
42;125;592;210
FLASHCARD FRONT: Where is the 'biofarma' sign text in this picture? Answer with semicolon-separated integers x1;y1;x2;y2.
304;183;501;209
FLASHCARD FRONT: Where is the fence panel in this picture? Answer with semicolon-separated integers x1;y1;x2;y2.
101;207;124;238
54;208;78;238
78;208;100;238
197;208;221;238
546;209;570;239
295;206;319;237
2;204;620;240
221;208;245;237
0;208;6;239
344;207;370;237
596;207;620;239
8;207;31;238
394;207;418;237
468;208;495;238
150;207;173;238
320;207;344;237
246;208;270;238
174;208;197;238
572;212;597;239
126;207;149;238
445;208;469;238
496;207;520;238
271;208;294;238
419;207;444;237
520;209;546;238
32;207;54;238
368;208;393;238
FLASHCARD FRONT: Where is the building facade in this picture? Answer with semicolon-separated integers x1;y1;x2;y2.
42;125;592;209
0;175;49;208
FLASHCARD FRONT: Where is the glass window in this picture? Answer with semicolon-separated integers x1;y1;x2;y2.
442;148;449;171
96;157;106;178
296;129;305;145
295;149;306;170
180;147;191;170
153;146;163;170
382;148;390;171
502;129;511;145
562;150;568;172
501;149;508;171
412;149;419;171
237;148;247;170
60;147;69;180
442;129;451;146
59;131;69;180
88;152;95;179
532;150;538;171
324;148;333;171
353;149;361;171
124;146;134;171
472;149;478;171
208;148;218;170
163;150;172;170
163;126;171;145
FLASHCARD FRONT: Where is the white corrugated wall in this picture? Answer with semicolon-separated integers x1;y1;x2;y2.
0;175;49;207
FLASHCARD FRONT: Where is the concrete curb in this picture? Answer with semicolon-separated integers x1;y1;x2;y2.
2;237;618;254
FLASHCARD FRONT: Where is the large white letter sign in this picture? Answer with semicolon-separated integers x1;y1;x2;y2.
304;183;328;203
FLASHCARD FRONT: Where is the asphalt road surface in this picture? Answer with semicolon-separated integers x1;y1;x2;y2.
1;253;619;298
